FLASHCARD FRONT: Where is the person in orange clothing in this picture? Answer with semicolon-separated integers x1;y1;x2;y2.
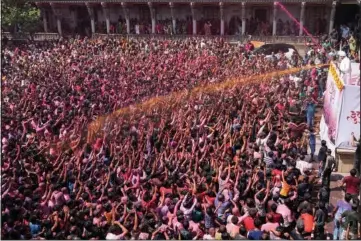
299;208;314;234
280;170;298;198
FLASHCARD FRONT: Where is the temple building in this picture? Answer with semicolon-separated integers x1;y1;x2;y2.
33;0;360;37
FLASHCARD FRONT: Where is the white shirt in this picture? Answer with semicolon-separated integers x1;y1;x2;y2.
276;204;293;227
340;57;351;74
218;177;228;191
106;233;124;240
340;57;351;83
180;198;197;217
296;160;313;175
341;26;349;39
293;76;302;88
135;25;140;34
203;234;215;240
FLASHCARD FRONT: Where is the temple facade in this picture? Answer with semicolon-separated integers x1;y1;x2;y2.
33;0;359;37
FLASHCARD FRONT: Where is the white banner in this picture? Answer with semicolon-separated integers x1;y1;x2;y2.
319;115;336;155
323;67;344;145
336;85;361;146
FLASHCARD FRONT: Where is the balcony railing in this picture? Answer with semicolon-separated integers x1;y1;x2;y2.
2;32;60;41
93;33;316;44
2;32;317;45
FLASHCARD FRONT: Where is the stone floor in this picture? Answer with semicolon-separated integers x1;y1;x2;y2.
311;109;346;235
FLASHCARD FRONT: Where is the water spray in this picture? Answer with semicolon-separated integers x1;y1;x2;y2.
275;2;321;47
86;64;328;143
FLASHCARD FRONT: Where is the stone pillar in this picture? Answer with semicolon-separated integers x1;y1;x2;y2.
50;3;62;36
86;3;95;34
122;2;130;34
220;2;225;35
329;1;337;35
190;2;197;35
272;2;277;36
101;2;110;34
241;2;246;35
36;3;48;33
148;2;156;34
169;2;176;34
43;11;48;33
299;2;306;36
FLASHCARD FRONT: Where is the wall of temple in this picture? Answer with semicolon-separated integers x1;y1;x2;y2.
48;1;336;35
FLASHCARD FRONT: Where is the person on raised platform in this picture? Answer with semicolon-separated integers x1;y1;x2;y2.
337;50;351;84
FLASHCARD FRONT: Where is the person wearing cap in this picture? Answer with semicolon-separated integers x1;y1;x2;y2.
337;50;351;84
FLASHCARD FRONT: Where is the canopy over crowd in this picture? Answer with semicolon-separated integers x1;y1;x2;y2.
1;36;360;240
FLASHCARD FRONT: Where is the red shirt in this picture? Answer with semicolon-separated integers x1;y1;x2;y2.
344;176;361;195
301;213;314;233
270;212;283;224
275;103;285;112
243;216;255;231
272;169;282;177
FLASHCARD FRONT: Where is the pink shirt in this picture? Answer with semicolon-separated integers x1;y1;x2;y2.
276;204;293;227
253;152;262;159
51;191;65;206
40;202;50;217
261;222;279;232
189;221;200;233
226;223;240;238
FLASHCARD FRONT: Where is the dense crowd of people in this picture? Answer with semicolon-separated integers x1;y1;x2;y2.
1;36;360;240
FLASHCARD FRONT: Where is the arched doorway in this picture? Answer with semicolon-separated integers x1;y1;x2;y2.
335;3;359;31
74;5;91;36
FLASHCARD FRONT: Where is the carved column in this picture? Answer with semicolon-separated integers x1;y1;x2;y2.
190;2;197;35
329;1;337;35
169;2;176;34
272;2;277;36
122;2;130;34
50;3;62;36
36;3;48;33
299;2;306;36
241;2;246;35
148;2;156;34
85;3;95;34
101;2;110;34
220;2;225;35
43;10;48;33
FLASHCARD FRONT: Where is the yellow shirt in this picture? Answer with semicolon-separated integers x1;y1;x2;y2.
349;37;356;51
280;181;290;197
215;232;222;240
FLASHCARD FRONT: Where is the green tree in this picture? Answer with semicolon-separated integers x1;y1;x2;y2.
1;0;41;39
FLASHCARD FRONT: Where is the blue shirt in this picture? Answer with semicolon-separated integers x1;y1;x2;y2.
67;181;74;193
306;102;315;114
248;230;263;240
309;132;316;145
29;223;41;236
214;191;233;220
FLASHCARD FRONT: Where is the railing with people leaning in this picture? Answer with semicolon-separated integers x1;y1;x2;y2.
2;32;317;45
93;33;316;44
